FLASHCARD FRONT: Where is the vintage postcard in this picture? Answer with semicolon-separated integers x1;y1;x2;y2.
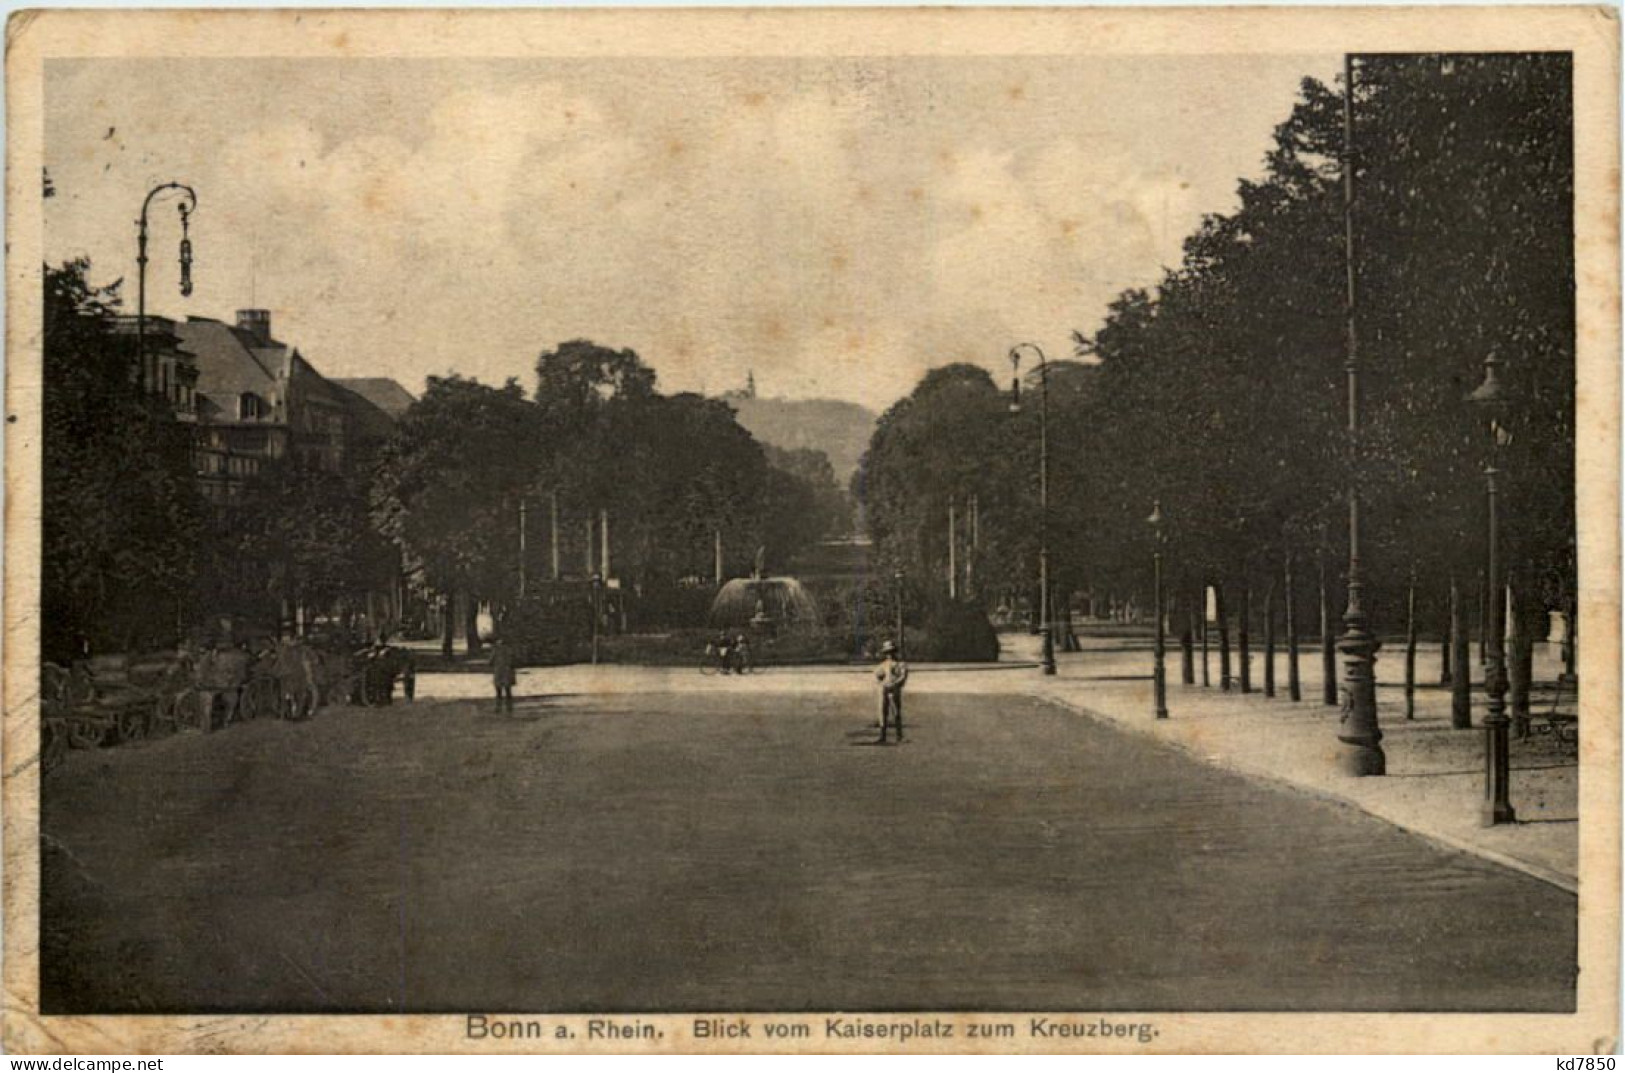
3;5;1619;1055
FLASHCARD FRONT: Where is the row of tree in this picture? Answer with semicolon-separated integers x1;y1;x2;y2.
372;341;851;652
42;267;847;660
858;54;1575;676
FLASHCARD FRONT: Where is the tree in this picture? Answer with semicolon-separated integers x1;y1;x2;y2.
764;445;854;542
373;375;542;653
41;259;208;659
854;55;1574;657
858;364;1025;600
205;459;397;633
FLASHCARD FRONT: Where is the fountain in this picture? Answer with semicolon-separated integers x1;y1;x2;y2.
708;546;821;632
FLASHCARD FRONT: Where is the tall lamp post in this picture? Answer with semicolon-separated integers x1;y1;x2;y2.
1469;353;1516;825
1149;500;1168;719
1009;342;1057;676
1335;54;1385;776
137;183;197;391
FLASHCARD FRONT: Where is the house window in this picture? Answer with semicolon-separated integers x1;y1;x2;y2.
239;393;265;420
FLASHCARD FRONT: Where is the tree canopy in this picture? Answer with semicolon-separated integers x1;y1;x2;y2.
42;260;208;658
855;54;1575;632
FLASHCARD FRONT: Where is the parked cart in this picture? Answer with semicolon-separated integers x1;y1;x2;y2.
40;655;168;768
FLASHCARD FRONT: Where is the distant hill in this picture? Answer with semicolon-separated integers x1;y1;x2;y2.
726;395;877;485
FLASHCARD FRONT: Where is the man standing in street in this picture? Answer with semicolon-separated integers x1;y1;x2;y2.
874;639;908;744
490;636;517;714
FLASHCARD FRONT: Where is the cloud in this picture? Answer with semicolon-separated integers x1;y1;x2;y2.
45;56;1331;408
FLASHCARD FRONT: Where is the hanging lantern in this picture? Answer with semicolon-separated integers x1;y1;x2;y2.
178;203;194;297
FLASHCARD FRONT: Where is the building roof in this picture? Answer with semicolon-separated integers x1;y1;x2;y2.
175;317;287;421
331;377;416;418
329;381;398;443
288;351;354;409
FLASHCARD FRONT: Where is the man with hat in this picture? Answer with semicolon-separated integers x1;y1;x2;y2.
874;639;909;744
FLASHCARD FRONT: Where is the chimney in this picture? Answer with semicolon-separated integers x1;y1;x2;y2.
236;309;272;346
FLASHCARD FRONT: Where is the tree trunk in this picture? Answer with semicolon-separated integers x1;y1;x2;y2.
1507;579;1530;737
1450;577;1472;729
1404;580;1417;720
1513;633;1535;736
1477;571;1488;666
1181;605;1195;685
441;592;455;660
1263;582;1276;698
1319;550;1336;707
464;594;483;657
1285;554;1301;702
1238;583;1252;694
551;491;562;581
1439;620;1452;684
1200;589;1211;687
1564;589;1578;682
1217;584;1232;692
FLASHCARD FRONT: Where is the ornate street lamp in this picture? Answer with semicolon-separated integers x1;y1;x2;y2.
1335;54;1385;776
1149;500;1168;719
136;182;197;391
1469;352;1516;825
1008;342;1057;676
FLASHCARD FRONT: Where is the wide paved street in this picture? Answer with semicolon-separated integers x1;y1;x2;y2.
42;682;1576;1014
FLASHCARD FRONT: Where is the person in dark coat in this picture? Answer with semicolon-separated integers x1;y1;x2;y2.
400;647;417;702
355;639;393;706
489;637;517;713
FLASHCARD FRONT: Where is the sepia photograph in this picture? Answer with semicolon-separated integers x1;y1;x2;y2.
3;6;1619;1054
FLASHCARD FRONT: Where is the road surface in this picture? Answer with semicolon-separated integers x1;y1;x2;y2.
41;681;1576;1013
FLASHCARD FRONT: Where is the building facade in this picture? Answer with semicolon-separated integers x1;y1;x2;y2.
131;308;413;502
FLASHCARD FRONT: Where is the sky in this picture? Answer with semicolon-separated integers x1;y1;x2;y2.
45;54;1337;409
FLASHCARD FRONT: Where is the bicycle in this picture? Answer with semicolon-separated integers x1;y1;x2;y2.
700;640;759;675
700;642;731;676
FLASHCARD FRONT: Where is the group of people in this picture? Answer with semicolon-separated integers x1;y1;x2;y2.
353;637;415;706
707;631;754;675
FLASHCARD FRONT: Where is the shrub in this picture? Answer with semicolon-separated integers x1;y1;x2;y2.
913;597;1001;662
503;593;593;666
817;578;999;663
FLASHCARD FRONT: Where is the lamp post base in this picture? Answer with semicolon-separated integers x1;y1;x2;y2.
1482;714;1515;826
1337;623;1386;777
1337;738;1387;777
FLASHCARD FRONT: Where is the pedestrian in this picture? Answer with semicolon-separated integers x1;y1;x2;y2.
489;636;517;714
712;630;735;674
400;647;417;703
368;638;395;706
874;639;908;744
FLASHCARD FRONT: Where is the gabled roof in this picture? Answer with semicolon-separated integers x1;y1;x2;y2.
175;317;287;414
288;350;353;409
331;377;416;418
329;381;398;443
